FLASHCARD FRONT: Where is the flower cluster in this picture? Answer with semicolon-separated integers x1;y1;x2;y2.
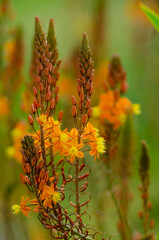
94;89;140;129
12;17;106;240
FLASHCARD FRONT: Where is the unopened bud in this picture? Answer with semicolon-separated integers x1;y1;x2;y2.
44;67;49;76
39;169;45;178
86;99;91;109
25;163;31;174
87;107;92;118
47;74;51;84
71;95;76;105
50;98;56;110
86;81;91;90
31;104;36;114
72;105;77;117
138;210;143;219
45;59;50;67
55;85;59;94
39;83;43;92
37;160;44;170
55;94;59;104
87;69;91;77
46;91;51;101
28;115;34;125
82;76;86;85
58;110;63;122
148;202;152;210
33;86;38;97
82;114;87;125
47;52;52;59
35;75;41;83
150;219;155;228
120;81;128;94
20;173;26;184
80;92;84;102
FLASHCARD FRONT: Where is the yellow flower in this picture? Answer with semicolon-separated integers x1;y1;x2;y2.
36;114;48;125
12;196;31;217
96;137;106;154
12;205;21;214
133;104;141;115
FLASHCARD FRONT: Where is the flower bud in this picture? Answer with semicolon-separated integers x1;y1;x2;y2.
44;67;49;76
71;95;76;105
20;173;26;184
46;91;51;101
39;83;43;92
138;210;143;219
87;107;92;118
47;74;51;84
55;85;59;94
35;75;41;83
72;105;77;117
28;115;34;125
31;104;36;114
150;219;155;228
82;114;87;125
50;98;56;110
33;86;38;97
58;110;63;122
86;99;91;109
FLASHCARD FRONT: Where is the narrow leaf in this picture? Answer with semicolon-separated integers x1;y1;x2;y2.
139;2;159;32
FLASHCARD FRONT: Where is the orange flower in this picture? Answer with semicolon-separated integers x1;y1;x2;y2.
63;139;84;162
82;122;97;140
12;196;31;217
40;184;61;208
82;122;106;160
94;90;136;129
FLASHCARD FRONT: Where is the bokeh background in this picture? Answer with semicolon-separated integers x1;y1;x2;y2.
0;0;159;239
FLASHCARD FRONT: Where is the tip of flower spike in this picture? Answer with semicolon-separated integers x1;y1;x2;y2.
49;18;55;28
80;32;90;55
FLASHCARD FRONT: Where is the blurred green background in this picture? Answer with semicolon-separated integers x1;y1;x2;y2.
1;0;159;239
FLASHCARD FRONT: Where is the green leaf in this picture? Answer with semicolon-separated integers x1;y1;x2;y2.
157;233;159;240
139;2;159;32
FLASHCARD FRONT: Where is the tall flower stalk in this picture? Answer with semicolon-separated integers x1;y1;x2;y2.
12;17;106;240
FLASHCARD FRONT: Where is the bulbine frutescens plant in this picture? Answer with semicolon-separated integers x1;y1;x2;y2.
12;16;106;239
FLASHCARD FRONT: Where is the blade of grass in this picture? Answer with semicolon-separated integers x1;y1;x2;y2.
139;2;159;32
